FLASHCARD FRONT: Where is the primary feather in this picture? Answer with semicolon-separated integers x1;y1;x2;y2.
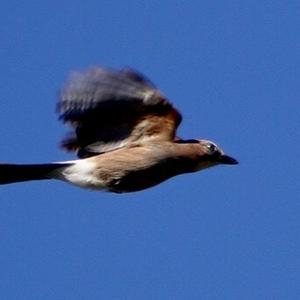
58;67;182;157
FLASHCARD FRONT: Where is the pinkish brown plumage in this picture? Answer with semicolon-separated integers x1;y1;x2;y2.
0;66;238;193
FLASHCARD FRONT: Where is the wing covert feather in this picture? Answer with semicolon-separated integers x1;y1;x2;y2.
57;67;182;157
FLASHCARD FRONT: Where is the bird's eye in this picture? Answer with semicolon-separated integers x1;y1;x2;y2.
206;143;217;153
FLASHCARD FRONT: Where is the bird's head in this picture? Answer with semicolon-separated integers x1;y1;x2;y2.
179;139;238;171
197;139;238;165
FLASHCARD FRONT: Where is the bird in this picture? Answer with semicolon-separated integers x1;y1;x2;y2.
0;66;238;193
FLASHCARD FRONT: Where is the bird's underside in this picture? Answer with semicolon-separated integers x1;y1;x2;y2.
0;66;238;192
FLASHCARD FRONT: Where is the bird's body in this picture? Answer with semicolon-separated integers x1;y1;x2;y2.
61;141;217;193
0;66;238;193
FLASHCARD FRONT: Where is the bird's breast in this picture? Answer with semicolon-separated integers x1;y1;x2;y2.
101;155;197;193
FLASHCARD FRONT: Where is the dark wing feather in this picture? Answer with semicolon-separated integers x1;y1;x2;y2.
57;66;182;157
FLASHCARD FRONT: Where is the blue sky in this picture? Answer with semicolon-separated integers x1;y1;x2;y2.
0;1;299;299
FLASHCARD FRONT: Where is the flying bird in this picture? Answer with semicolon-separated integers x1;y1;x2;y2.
0;66;238;193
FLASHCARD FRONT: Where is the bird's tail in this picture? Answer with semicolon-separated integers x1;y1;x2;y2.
0;163;70;185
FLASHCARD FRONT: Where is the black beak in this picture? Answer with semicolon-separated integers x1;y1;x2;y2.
218;154;238;165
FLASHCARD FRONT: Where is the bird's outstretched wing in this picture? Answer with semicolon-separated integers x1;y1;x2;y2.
57;67;182;157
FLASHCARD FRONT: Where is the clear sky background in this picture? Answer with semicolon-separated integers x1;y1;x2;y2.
0;1;299;299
